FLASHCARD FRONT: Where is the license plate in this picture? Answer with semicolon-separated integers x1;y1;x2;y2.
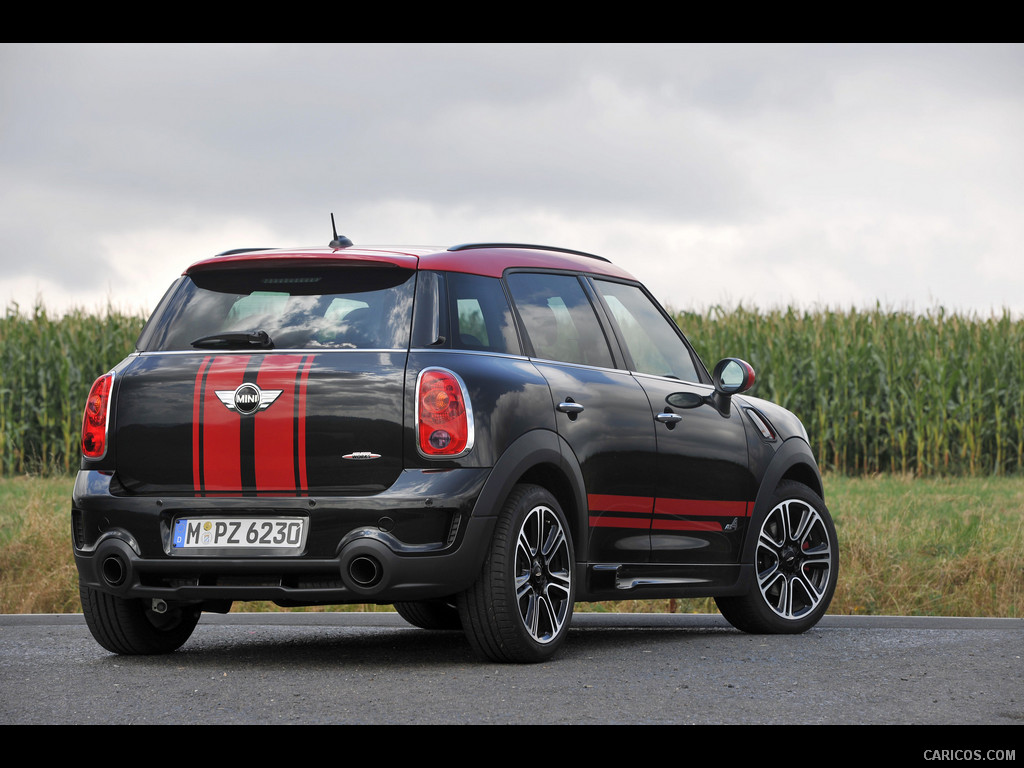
172;517;306;551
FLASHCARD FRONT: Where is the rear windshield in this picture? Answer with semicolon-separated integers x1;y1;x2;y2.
138;266;416;352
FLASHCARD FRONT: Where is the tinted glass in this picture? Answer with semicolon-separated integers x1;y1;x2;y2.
506;273;613;368
140;266;416;351
447;273;520;354
594;279;699;381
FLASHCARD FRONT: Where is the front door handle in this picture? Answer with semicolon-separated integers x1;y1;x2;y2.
656;411;683;426
557;401;585;414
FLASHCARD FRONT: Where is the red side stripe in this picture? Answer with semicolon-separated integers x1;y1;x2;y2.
653;519;725;532
589;516;652;529
587;494;753;529
587;494;654;529
587;494;654;514
653;498;752;519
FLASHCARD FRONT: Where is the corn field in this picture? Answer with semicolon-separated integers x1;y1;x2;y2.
1;301;1022;477
0;303;144;475
677;305;1024;477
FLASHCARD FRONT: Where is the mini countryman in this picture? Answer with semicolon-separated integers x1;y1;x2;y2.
73;236;838;663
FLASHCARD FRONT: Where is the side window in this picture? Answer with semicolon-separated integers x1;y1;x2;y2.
593;279;700;382
446;273;520;354
457;298;488;346
505;273;614;368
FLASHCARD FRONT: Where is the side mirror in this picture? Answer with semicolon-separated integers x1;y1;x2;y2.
713;358;755;395
665;358;756;416
710;358;755;415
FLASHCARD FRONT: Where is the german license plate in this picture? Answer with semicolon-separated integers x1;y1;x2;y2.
172;517;306;551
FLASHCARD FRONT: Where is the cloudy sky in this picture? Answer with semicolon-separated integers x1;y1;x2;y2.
2;43;1021;318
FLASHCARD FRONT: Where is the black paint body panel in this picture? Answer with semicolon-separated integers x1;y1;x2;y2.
73;254;824;609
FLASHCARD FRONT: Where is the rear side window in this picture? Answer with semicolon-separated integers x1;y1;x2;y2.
447;273;519;354
139;266;416;351
505;272;614;368
410;272;520;354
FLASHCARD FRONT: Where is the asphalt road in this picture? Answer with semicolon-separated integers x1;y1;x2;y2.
1;612;1021;732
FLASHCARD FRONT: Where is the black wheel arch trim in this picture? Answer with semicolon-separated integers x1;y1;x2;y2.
741;437;824;562
469;428;588;554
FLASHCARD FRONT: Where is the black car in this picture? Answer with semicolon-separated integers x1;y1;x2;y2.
73;239;838;663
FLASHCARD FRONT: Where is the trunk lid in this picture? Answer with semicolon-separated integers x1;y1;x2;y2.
111;260;416;495
113;351;407;495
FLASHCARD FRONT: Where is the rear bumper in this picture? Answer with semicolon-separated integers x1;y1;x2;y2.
72;468;495;605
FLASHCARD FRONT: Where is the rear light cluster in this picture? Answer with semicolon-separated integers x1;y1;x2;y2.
82;373;113;459
416;368;473;456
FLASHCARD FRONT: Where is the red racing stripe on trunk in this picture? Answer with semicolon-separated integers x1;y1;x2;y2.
296;356;314;493
198;355;249;492
192;356;212;494
254;355;305;493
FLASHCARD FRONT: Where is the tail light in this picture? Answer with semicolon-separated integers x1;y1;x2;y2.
82;373;113;459
416;368;473;457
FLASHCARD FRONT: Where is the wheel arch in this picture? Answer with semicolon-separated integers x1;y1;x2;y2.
741;437;825;561
778;458;824;500
469;428;587;555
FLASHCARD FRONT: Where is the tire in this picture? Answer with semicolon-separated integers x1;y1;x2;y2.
459;484;575;663
80;583;201;654
393;599;462;630
716;481;838;634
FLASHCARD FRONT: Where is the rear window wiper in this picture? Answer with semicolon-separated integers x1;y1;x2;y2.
191;330;275;349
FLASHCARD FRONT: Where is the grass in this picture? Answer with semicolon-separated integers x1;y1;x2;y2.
2;474;1022;617
0;475;81;613
826;474;1024;617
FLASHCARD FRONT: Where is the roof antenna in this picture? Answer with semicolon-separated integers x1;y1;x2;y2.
329;213;353;248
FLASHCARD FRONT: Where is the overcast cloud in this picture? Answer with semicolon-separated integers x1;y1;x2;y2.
1;43;1021;317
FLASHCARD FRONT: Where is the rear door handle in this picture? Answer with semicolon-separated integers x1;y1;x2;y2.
557;401;585;414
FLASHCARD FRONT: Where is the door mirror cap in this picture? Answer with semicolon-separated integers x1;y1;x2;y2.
712;358;756;396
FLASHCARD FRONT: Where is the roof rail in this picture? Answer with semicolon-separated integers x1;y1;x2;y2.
213;247;276;257
447;242;611;264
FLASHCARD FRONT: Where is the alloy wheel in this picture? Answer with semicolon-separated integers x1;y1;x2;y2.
514;504;573;644
755;497;834;620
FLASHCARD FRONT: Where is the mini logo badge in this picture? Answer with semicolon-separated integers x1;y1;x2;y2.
215;384;283;415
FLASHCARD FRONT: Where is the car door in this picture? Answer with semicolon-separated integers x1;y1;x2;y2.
504;271;659;563
589;278;757;565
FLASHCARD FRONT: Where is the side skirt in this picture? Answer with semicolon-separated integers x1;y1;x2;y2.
576;562;754;601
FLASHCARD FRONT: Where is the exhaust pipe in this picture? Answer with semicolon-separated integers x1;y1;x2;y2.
101;553;127;587
348;555;383;587
93;537;138;592
339;537;393;595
